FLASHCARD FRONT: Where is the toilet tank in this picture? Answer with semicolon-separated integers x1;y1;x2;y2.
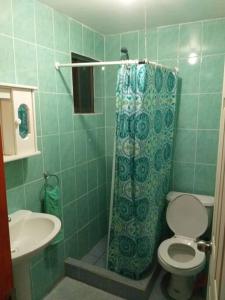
166;191;214;227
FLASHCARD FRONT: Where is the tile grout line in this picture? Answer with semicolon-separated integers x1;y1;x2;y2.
52;8;66;258
193;20;204;193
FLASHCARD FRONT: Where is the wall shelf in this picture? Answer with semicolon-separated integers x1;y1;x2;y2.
3;151;41;163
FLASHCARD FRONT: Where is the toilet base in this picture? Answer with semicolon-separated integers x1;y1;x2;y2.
167;274;194;300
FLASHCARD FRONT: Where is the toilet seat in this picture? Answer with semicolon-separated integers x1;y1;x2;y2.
166;194;208;239
158;237;205;270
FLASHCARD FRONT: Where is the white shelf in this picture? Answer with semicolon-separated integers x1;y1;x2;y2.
0;82;37;90
4;151;41;163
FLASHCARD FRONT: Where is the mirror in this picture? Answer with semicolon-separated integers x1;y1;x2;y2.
18;104;29;139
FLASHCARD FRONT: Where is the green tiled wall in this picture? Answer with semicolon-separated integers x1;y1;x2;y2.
105;18;225;197
0;0;106;299
1;0;225;297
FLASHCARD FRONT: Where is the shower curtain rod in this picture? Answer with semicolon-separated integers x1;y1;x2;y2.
55;60;179;72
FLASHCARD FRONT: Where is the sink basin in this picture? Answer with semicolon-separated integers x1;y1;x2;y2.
9;210;61;300
9;210;61;264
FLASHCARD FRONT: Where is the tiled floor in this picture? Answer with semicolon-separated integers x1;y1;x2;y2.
44;277;124;300
44;273;205;300
81;236;107;268
149;271;205;300
79;237;205;300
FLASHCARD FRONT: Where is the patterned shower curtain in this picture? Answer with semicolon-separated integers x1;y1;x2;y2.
107;63;177;279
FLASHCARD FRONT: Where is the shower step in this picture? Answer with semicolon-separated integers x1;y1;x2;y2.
65;257;160;300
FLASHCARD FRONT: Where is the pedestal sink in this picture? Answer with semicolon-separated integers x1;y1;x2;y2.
9;210;61;300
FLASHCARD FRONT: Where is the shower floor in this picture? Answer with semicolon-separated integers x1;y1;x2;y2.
81;236;107;268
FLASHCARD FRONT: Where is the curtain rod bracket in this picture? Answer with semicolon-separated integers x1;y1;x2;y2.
55;62;60;70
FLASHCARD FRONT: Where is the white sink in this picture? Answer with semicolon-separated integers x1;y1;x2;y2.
9;210;61;300
9;210;61;264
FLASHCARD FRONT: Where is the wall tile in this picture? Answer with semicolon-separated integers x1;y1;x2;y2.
105;66;118;97
178;58;200;93
37;46;56;92
35;1;54;48
200;54;224;93
202;19;225;55
46;242;65;284
158;59;177;69
35;93;42;137
121;31;139;59
147;29;157;60
74;130;87;164
198;94;222;129
77;194;89;229
139;30;146;59
0;0;12;35
63;201;77;238
13;0;35;42
83;26;95;58
25;179;43;212
57;94;73;133
31;257;52;300
106;128;115;157
5;160;24;190
14;39;38;86
105;98;116;127
61;168;76;205
176;94;198;129
88;189;99;220
89;217;101;248
60;133;75;170
158;25;179;60
77;225;89;258
54;11;69;53
86;129;98;161
97;129;106;158
94;67;105;98
42;135;60;173
70;19;82;54
173;162;194;193
88;160;98;191
105;35;120;61
194;164;216;195
23;138;43;183
7;186;25;214
179;22;202;58
95;33;104;61
40;93;59;136
196;130;219;164
75;163;88;198
64;233;78;259
174;129;197;163
55;52;72;94
0;35;15;83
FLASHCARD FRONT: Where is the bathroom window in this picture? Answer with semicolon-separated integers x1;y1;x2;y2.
71;53;95;114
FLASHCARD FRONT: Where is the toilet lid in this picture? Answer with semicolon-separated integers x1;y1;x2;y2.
166;194;208;239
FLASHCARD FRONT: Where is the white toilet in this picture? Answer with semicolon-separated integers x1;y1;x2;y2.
158;191;214;300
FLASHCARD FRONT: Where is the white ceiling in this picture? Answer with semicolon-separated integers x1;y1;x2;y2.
40;0;225;34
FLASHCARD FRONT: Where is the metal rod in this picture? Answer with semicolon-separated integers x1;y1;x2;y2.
55;60;179;72
55;60;141;69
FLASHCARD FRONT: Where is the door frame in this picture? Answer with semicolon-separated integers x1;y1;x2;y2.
0;128;13;299
207;66;225;300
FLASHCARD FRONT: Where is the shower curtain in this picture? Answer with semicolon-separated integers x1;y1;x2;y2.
107;63;177;279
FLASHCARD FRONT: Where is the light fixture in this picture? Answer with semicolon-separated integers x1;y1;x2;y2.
188;52;198;65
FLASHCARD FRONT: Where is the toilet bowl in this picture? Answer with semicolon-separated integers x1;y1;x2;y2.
158;192;214;300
